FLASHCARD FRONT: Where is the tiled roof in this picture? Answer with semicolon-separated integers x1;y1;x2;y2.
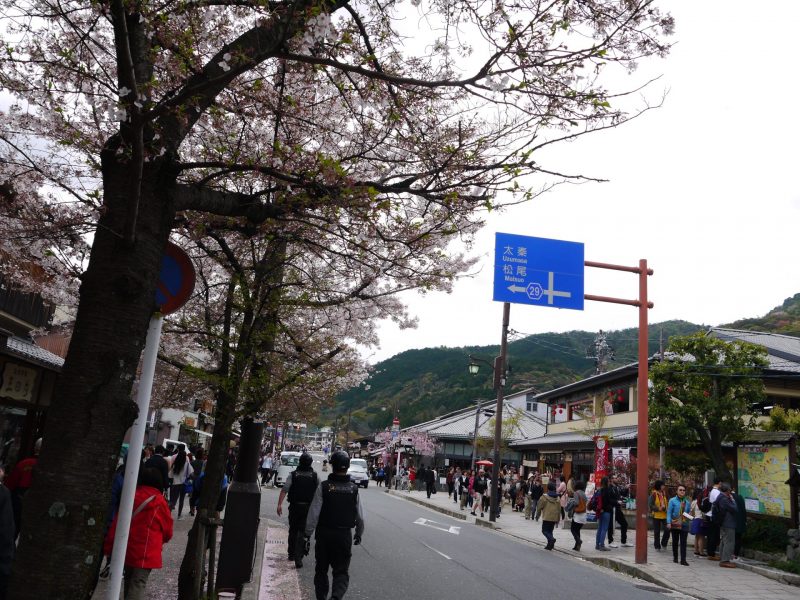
511;425;639;448
709;328;800;373
4;336;64;370
409;400;546;442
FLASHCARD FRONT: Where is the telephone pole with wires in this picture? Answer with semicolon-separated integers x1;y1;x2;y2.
587;330;615;374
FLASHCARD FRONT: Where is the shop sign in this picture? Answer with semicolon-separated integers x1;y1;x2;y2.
522;460;538;468
0;362;37;402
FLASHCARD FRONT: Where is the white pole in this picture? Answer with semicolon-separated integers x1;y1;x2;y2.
107;315;164;600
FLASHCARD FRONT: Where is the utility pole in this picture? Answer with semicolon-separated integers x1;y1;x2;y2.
489;302;510;523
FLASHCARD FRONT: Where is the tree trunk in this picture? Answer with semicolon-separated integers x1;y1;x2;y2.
9;158;177;599
177;387;238;599
700;427;732;483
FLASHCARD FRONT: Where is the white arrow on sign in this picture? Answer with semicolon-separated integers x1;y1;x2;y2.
414;518;461;535
507;284;527;293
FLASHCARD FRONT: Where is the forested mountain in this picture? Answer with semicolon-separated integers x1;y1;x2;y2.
331;320;703;435
723;293;800;335
328;294;800;436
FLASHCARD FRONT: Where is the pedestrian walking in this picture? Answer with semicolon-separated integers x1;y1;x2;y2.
666;483;691;566
446;467;454;499
260;452;274;486
188;448;205;516
408;465;416;491
424;465;436;499
304;450;365;600
458;470;470;510
383;463;393;493
167;446;193;518
535;482;562;550
690;489;707;556
277;452;318;568
529;475;544;509
649;479;670;551
471;471;488;517
592;476;613;551
523;474;535;520
716;482;738;568
556;475;568;519
452;467;462;504
103;467;174;600
607;475;632;548
376;465;385;487
704;477;722;560
5;437;42;542
566;481;588;551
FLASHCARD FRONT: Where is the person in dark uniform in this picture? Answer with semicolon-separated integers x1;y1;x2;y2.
277;452;318;568
304;450;365;600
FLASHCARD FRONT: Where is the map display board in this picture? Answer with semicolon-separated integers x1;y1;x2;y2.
737;445;791;518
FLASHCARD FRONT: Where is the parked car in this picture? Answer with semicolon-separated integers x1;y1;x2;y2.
347;458;369;488
274;451;302;487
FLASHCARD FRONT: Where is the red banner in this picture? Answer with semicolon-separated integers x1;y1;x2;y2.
593;436;609;480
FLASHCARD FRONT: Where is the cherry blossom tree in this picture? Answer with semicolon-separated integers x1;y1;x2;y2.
0;1;673;595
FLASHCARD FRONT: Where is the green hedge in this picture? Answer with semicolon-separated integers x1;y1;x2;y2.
742;518;789;553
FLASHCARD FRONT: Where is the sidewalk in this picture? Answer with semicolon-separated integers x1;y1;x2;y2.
387;488;799;600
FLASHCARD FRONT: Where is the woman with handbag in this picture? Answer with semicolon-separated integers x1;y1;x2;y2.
666;483;691;566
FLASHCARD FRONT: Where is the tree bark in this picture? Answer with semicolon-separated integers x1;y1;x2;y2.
699;426;732;483
178;387;238;599
9;157;178;599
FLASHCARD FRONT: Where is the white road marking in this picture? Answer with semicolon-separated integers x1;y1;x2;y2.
413;517;461;535
422;542;451;560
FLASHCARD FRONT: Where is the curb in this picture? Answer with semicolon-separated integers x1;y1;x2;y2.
240;515;270;600
734;561;800;587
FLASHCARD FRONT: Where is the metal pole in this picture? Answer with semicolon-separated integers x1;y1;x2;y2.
396;445;402;489
471;398;481;473
107;315;164;600
635;260;650;565
490;302;510;522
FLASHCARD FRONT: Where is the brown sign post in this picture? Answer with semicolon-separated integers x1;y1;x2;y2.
584;259;653;565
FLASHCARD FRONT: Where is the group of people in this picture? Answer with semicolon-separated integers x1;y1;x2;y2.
649;477;746;568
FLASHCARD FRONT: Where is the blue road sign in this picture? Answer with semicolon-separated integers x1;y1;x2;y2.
492;233;584;310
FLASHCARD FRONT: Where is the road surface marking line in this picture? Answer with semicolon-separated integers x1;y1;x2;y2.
422;542;451;560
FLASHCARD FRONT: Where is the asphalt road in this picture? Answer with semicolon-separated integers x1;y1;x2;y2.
260;456;683;600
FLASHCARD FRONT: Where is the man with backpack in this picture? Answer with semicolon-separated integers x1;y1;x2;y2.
277;452;318;568
606;475;632;548
702;477;722;560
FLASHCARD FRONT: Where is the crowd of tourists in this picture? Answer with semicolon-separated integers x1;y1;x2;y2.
382;462;750;570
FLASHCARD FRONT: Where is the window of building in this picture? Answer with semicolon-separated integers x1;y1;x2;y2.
602;387;630;415
568;398;593;421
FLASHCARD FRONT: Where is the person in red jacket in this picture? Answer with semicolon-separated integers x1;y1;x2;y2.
104;467;173;599
5;437;41;541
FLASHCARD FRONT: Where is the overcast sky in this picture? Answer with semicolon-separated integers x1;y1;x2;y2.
367;1;800;364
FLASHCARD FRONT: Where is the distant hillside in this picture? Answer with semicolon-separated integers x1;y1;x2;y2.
723;293;800;336
332;319;703;436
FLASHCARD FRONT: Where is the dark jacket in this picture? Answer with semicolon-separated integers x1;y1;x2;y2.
733;492;747;534
717;492;738;529
0;485;14;576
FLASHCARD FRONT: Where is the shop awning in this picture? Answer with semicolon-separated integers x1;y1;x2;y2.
192;429;213;438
